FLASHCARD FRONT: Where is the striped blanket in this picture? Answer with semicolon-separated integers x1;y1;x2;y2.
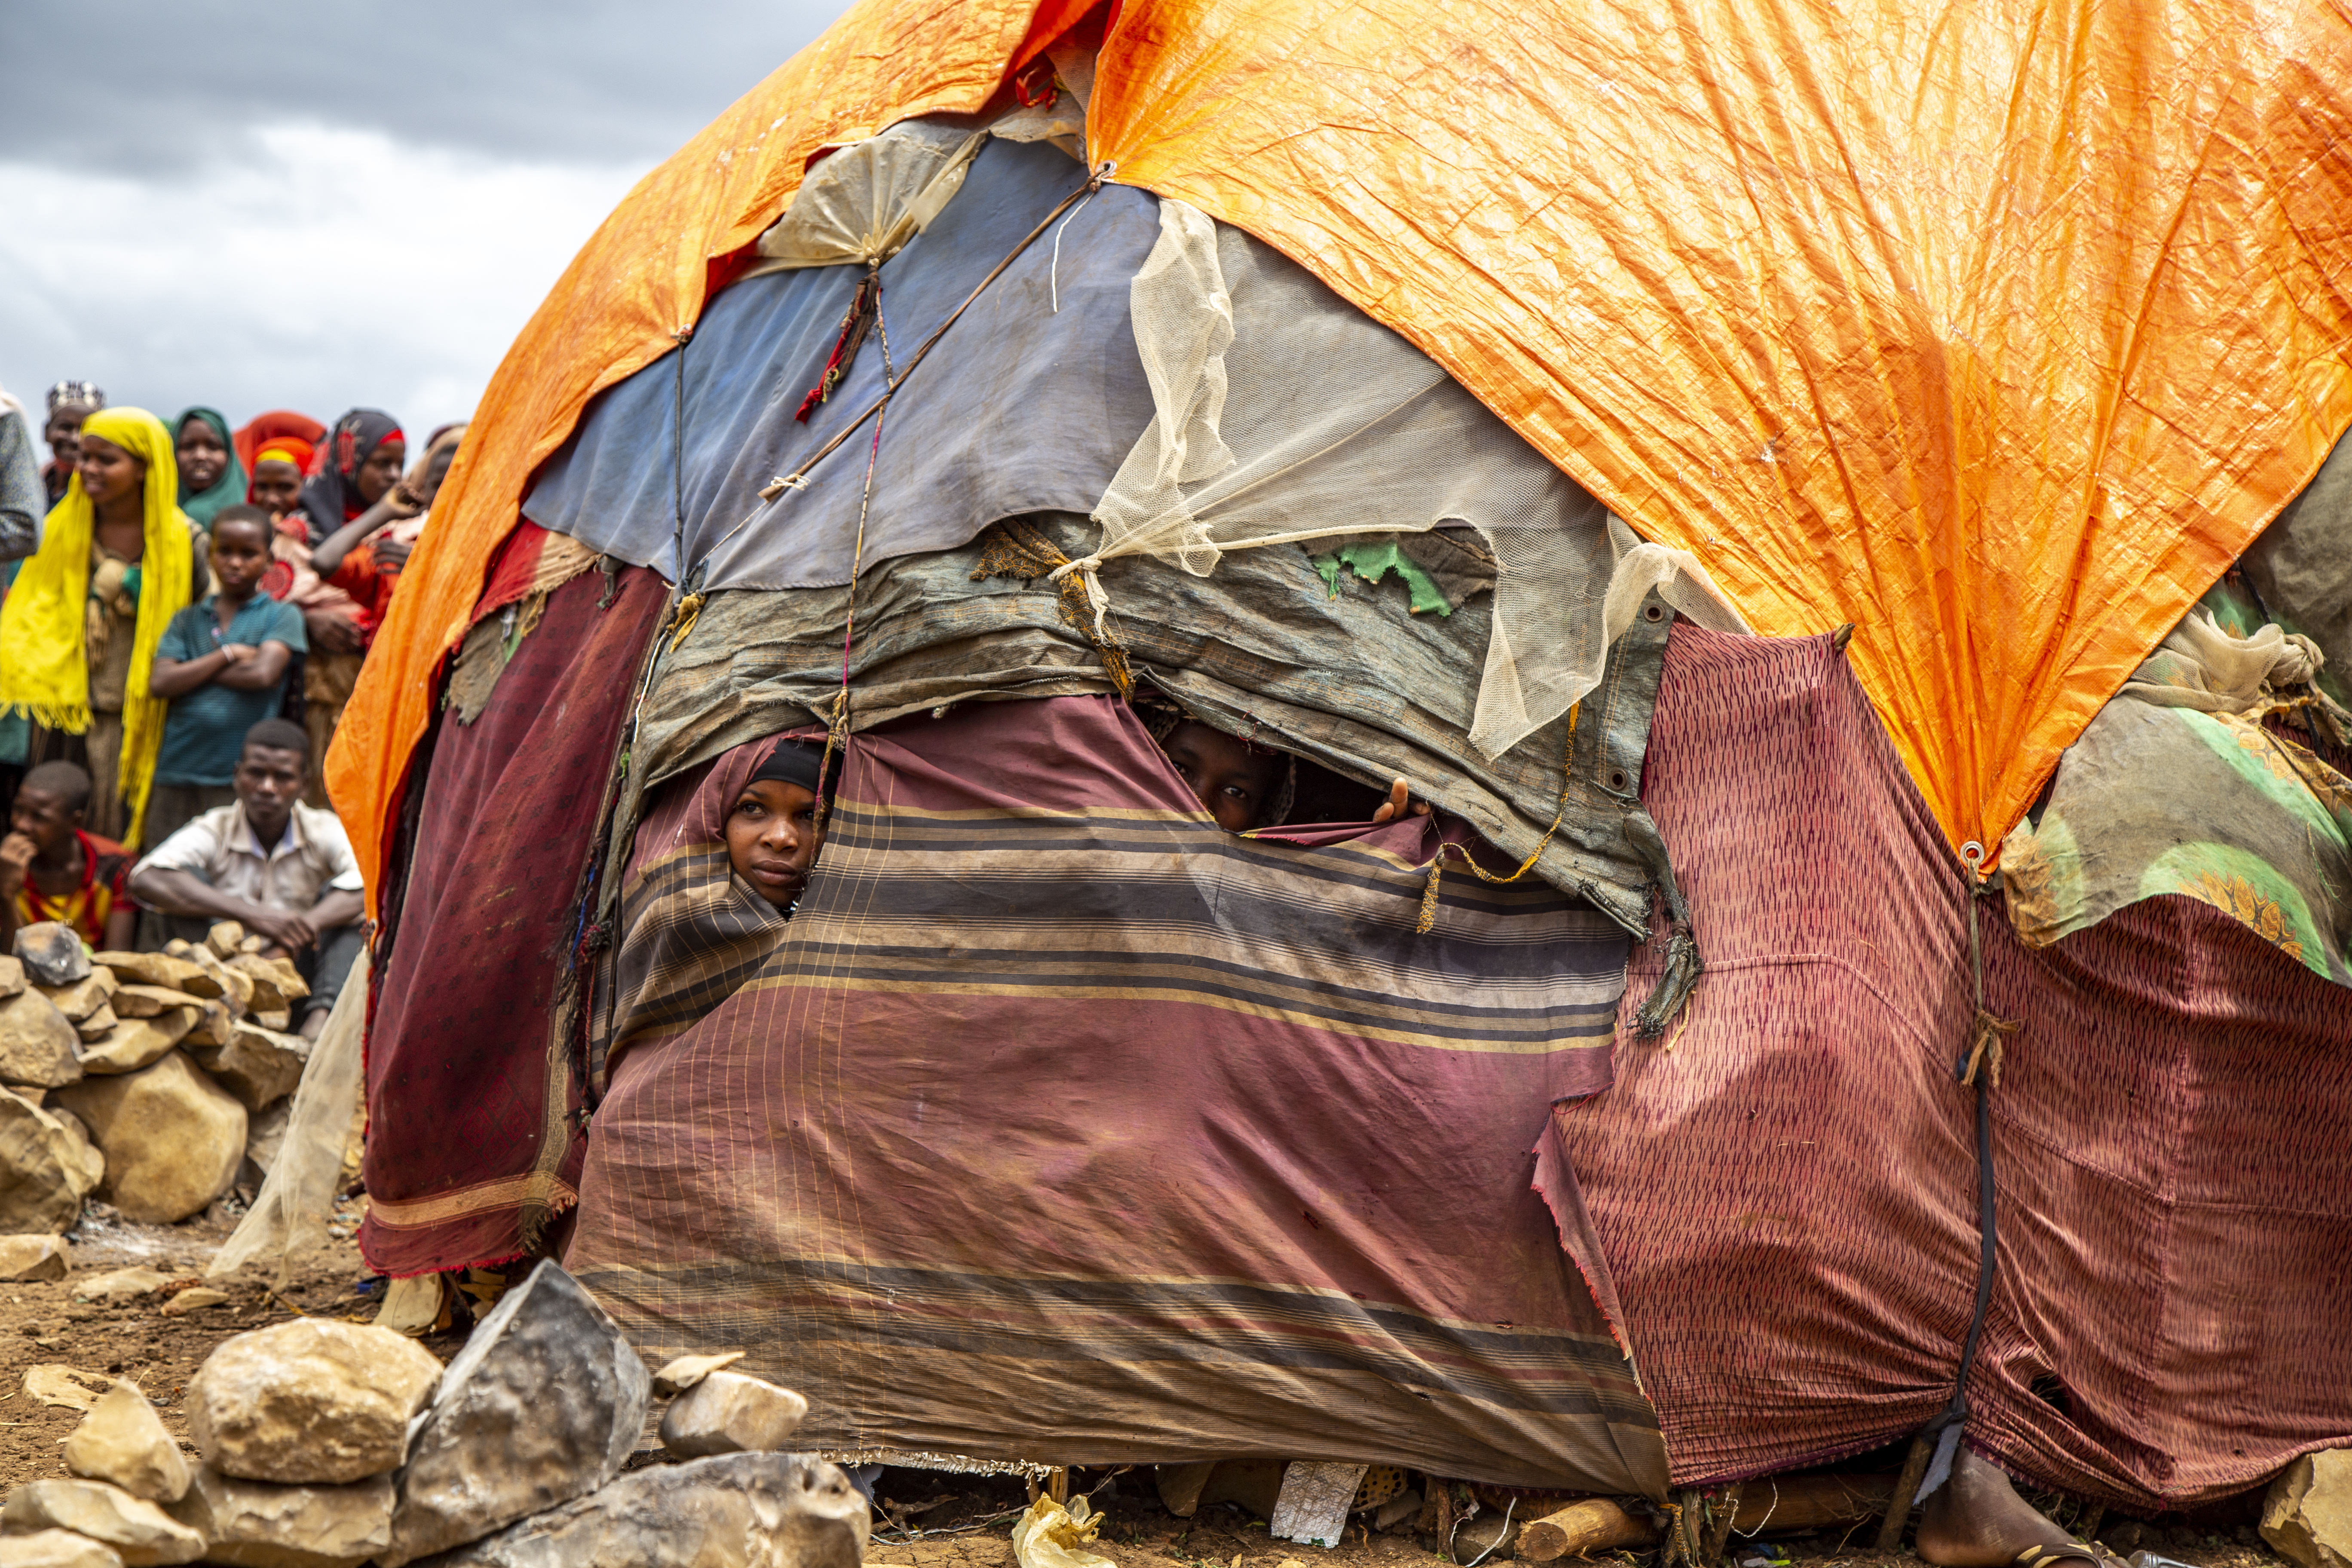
566;694;1667;1492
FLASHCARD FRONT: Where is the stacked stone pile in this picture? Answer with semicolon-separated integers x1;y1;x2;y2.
0;1260;869;1568
0;920;312;1240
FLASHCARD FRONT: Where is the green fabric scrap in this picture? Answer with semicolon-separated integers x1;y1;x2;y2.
1312;540;1454;616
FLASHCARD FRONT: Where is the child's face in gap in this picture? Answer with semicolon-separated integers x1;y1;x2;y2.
211;520;272;596
727;778;822;909
1164;721;1283;832
250;461;303;518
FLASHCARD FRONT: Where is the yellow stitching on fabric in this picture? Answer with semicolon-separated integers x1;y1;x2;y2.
1416;704;1580;935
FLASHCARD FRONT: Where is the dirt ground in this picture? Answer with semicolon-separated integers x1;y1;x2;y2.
0;1207;2298;1568
857;1471;2288;1568
0;1195;377;1494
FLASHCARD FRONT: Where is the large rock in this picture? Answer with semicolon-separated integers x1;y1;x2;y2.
77;1005;120;1043
0;990;82;1089
182;945;254;1020
77;1014;193;1077
188;1024;308;1111
187;1319;443;1486
227;956;306;1014
73;1268;172;1303
65;1381;191;1504
181;998;235;1050
407;1452;869;1568
48;1109;105;1197
205;922;246;959
244;1100;292;1178
0;956;21;997
383;1262;650;1566
2266;1450;2352;1568
0;1233;69;1280
0;1479;204;1566
658;1371;809;1457
55;1052;245;1223
108;987;204;1020
0;1087;98;1233
90;953;206;996
166;1465;393;1568
0;1531;126;1568
37;971;113;1023
13;924;89;988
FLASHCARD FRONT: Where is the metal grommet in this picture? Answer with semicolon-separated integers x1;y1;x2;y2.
1961;840;1986;869
1642;603;1666;622
1607;768;1629;791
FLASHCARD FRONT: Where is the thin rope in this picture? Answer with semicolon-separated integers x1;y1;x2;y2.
1463;1498;1516;1568
669;325;692;579
1414;704;1578;933
1049;185;1100;312
735;162;1115;542
813;305;894;839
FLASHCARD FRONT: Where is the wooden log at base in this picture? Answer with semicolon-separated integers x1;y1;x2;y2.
1730;1474;1895;1533
1519;1499;1661;1562
1519;1477;1899;1562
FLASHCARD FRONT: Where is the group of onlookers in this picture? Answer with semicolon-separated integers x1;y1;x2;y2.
0;381;467;1034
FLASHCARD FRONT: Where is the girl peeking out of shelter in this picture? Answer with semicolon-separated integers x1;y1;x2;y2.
1157;714;1429;833
726;739;837;913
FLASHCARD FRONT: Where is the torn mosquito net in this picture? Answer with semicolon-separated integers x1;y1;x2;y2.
740;118;986;277
1076;198;1744;761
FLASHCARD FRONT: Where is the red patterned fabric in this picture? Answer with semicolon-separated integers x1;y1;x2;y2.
471;521;554;626
1560;623;2352;1509
358;564;668;1277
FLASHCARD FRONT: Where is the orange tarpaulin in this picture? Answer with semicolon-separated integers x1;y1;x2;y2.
332;0;2352;902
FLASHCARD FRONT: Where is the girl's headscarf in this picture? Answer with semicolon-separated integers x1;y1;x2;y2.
0;407;194;847
232;409;325;474
247;434;316;507
172;407;246;527
296;407;403;544
409;422;468;488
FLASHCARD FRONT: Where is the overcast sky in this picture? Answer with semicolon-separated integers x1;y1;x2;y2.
0;0;850;450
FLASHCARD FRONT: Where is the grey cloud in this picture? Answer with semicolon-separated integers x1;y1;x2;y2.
3;0;843;176
0;0;857;444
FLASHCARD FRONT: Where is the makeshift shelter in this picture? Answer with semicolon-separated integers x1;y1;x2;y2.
344;0;2352;1518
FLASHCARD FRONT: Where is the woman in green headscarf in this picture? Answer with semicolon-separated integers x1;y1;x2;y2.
173;407;246;528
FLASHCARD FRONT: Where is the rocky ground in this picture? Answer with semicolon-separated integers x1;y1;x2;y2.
0;1207;2303;1568
0;1198;372;1494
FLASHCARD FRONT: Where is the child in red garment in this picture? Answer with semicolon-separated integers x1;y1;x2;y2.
303;451;437;639
0;761;138;952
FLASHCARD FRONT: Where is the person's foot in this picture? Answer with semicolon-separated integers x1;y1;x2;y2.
1915;1447;2084;1568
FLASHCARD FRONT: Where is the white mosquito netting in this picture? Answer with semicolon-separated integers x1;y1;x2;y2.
1072;197;1747;760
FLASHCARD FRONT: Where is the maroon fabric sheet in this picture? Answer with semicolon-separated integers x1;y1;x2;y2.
565;695;1666;1490
359;565;668;1277
1559;623;2352;1508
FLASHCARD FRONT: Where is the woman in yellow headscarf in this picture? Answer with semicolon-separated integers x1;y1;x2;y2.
0;407;208;845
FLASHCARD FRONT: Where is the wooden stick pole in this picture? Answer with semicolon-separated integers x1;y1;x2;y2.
1877;1433;1934;1551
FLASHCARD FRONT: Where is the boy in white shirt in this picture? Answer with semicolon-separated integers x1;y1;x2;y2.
130;718;364;1038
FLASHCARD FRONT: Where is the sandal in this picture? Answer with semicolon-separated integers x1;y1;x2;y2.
2016;1542;2131;1568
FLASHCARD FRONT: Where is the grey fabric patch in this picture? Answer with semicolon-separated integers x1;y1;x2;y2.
613;514;1680;940
2243;422;2352;707
521;138;1161;588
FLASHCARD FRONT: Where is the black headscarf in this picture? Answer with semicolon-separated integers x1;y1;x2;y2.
295;407;403;544
750;739;839;799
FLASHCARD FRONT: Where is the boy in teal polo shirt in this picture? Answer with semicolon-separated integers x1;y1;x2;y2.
146;505;306;856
